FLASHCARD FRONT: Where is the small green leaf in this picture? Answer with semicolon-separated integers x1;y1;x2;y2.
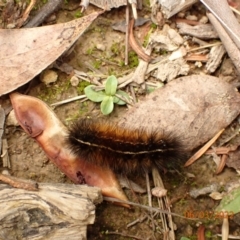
84;85;105;102
113;90;130;105
180;238;191;240
101;96;114;115
105;75;118;95
216;187;240;214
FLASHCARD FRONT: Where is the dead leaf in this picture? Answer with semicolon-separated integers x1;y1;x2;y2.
119;75;240;151
226;147;240;170
0;11;100;96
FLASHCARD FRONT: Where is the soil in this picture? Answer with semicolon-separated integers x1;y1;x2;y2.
1;1;240;240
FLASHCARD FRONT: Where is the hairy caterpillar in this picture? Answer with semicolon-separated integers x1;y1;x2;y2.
68;118;184;174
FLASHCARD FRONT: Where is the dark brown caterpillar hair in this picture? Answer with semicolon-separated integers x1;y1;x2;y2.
67;118;184;175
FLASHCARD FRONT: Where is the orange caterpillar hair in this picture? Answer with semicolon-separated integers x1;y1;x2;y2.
68;118;184;174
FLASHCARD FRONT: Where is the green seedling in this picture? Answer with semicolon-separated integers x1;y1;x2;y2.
84;75;130;115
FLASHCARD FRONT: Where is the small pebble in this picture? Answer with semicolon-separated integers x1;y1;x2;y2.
151;187;167;198
1;170;10;175
177;12;185;18
6;24;16;29
70;75;80;87
40;69;58;85
96;44;106;51
186;15;198;21
199;16;208;24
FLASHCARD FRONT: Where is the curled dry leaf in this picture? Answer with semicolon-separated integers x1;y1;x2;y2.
226;146;240;170
119;75;240;151
0;12;100;96
209;191;223;200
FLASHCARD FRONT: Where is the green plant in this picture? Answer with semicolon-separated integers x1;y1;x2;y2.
74;10;82;18
84;75;130;115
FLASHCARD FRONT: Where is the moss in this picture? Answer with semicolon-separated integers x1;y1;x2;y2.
76;81;90;95
38;79;71;103
128;50;139;68
93;60;102;69
86;47;95;55
110;42;120;56
74;10;82;18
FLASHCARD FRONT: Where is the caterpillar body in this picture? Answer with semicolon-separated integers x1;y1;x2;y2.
68;118;184;175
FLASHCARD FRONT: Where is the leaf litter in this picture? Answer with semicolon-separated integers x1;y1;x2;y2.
1;0;240;239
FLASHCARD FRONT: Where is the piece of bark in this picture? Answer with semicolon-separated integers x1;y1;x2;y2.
206;44;226;73
157;0;198;19
24;0;63;28
0;183;102;240
149;57;189;82
119;75;240;151
207;12;240;74
201;0;240;49
177;22;219;39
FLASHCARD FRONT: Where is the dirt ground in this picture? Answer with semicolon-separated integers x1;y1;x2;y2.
1;1;240;239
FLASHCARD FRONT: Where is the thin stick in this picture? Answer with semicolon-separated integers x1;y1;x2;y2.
0;174;38;191
51;95;87;107
125;1;130;65
146;172;155;233
184;128;225;167
103;197;198;220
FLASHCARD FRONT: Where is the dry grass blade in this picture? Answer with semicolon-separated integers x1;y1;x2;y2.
152;167;175;240
184;128;225;167
50;95;87;107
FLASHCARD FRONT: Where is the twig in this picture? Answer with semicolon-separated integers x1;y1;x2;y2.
184;128;225;167
24;0;63;27
129;19;151;62
103;197;198;220
127;214;148;228
125;1;129;65
222;214;229;240
207;13;240;75
187;42;222;52
115;93;133;106
129;85;137;103
145;172;155;234
17;0;37;27
0;174;38;191
51;95;87;107
201;0;240;49
152;168;175;240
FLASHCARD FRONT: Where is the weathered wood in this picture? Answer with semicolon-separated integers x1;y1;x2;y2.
0;183;102;240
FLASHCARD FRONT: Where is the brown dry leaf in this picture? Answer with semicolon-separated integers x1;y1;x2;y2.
0;11;100;96
226;147;240;170
119;75;240;151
